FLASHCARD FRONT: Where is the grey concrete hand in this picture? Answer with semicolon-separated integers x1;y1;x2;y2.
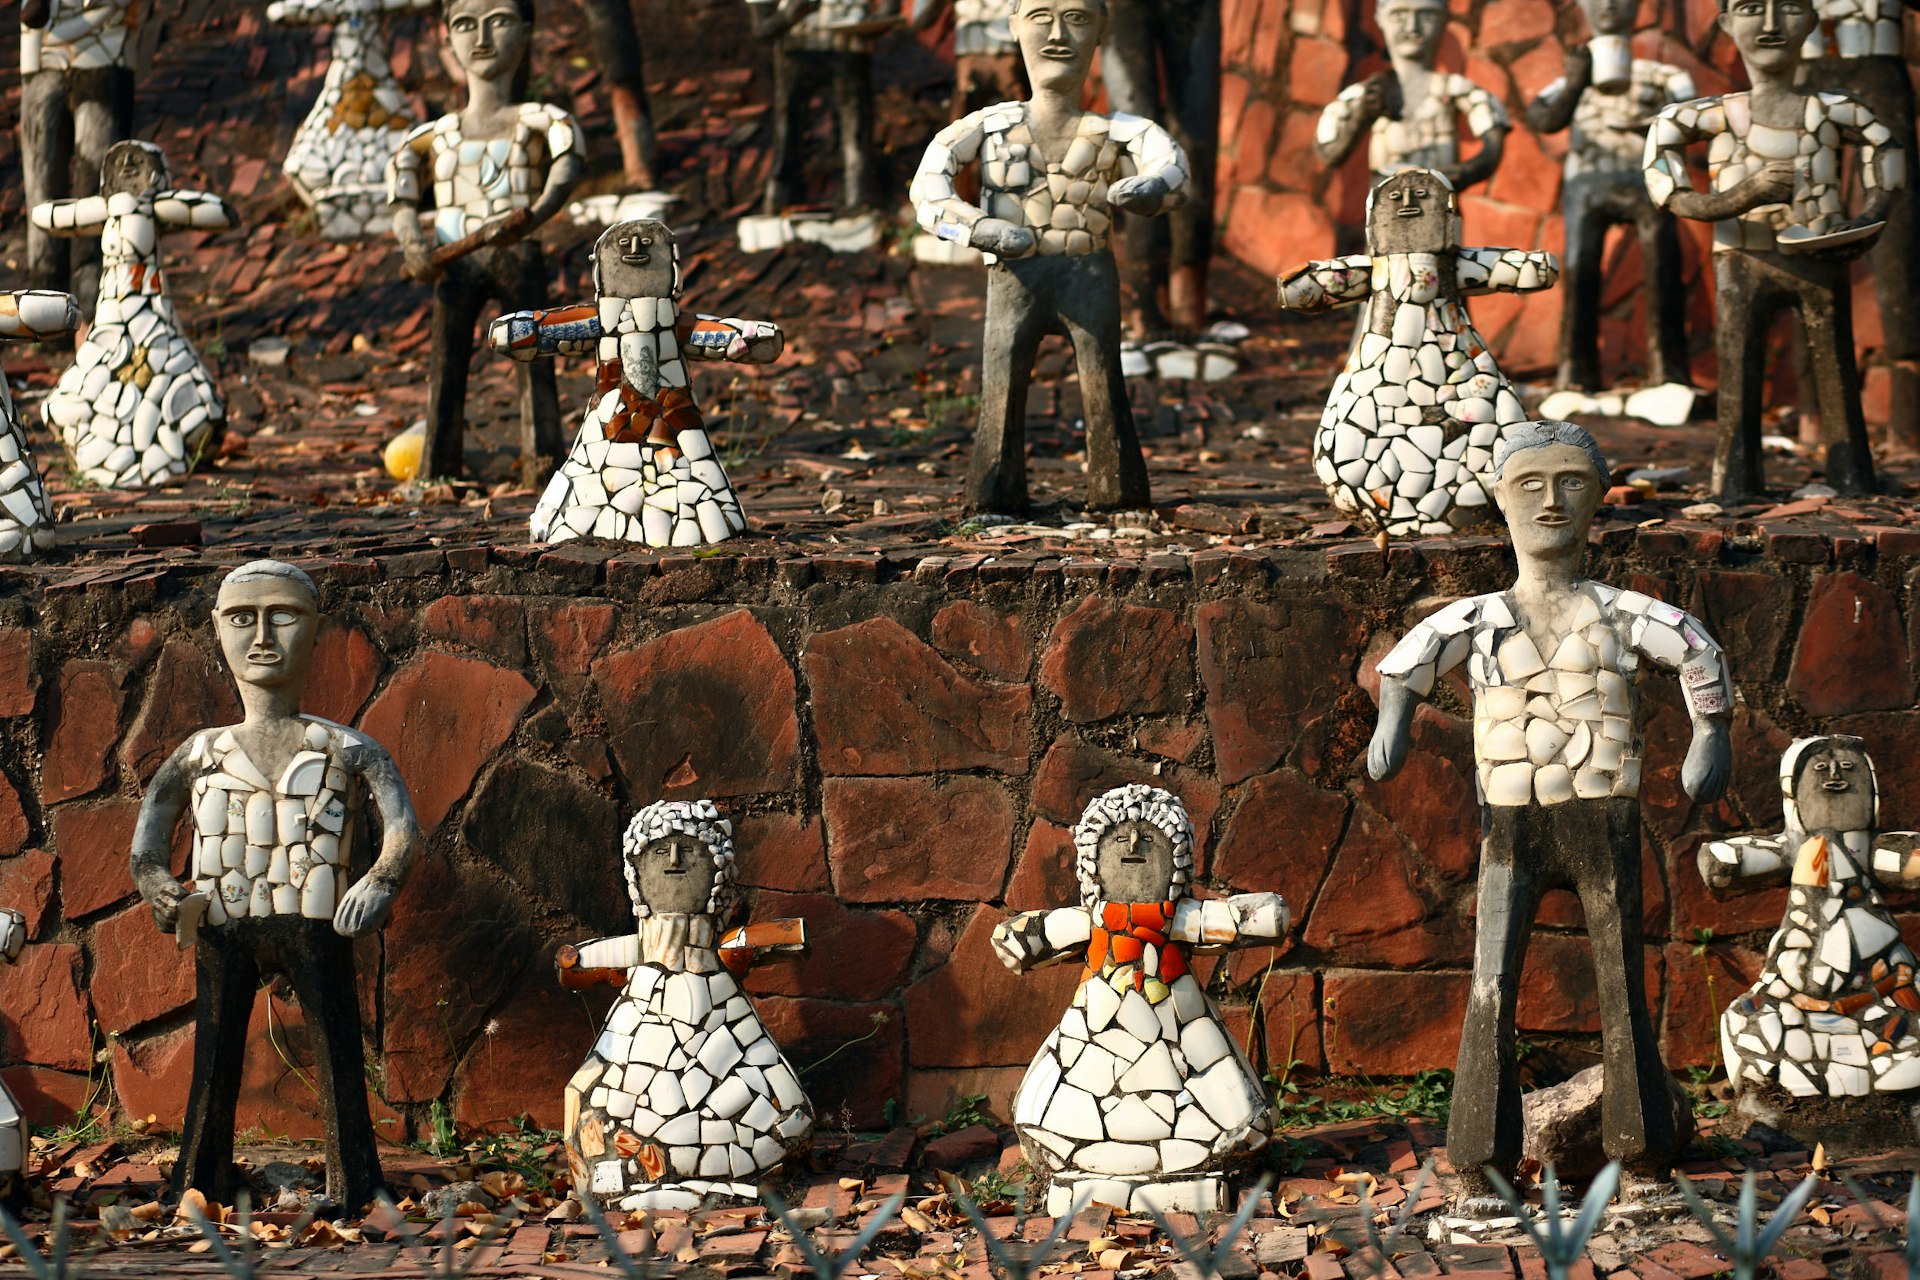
139;871;187;931
1368;680;1418;781
970;217;1037;258
334;878;397;938
1696;840;1735;892
1107;173;1169;215
1681;720;1732;802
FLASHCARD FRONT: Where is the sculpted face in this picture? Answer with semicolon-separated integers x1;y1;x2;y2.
214;577;319;692
1377;0;1445;63
102;142;165;198
1493;442;1605;559
1795;742;1875;834
1012;0;1104;95
1092;819;1176;905
594;220;676;300
630;833;717;915
1578;0;1633;35
1718;0;1814;74
446;0;530;82
1369;171;1453;254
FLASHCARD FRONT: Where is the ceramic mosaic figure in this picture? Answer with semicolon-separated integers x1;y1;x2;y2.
20;0;135;305
1702;736;1920;1101
993;785;1285;1215
387;0;585;482
913;0;1022;122
0;907;30;1192
488;219;782;546
911;0;1191;513
35;140;236;490
268;0;435;240
1370;421;1731;1192
1524;0;1694;391
1316;0;1506;188
1276;170;1560;536
1799;0;1920;449
0;290;80;559
1643;0;1902;500
748;0;891;215
129;561;423;1209
556;800;814;1210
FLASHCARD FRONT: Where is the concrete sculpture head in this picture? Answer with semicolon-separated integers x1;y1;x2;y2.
1366;167;1459;254
621;799;737;919
593;218;681;300
1073;784;1194;906
213;560;320;694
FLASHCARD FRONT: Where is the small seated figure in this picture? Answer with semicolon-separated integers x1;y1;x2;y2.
268;0;435;240
387;0;586;483
0;907;30;1193
1642;0;1903;499
557;800;813;1210
1701;736;1920;1103
1315;0;1507;189
34;141;237;490
1276;170;1560;535
487;219;782;546
1523;0;1695;392
0;289;80;558
910;0;1191;513
992;784;1285;1215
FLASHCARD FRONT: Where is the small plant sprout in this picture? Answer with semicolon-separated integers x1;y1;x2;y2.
0;1198;86;1280
1144;1175;1276;1280
1333;1161;1436;1278
765;1189;907;1280
1674;1169;1816;1280
577;1194;664;1280
954;1186;1091;1280
1483;1162;1619;1280
1840;1174;1920;1277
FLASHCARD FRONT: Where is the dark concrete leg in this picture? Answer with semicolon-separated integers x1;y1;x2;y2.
67;66;131;311
833;52;878;212
1712;252;1786;500
496;241;562;468
20;70;72;297
1446;805;1543;1193
1057;253;1150;509
580;0;657;186
970;261;1057;513
279;921;384;1208
173;927;262;1205
1634;194;1691;389
1794;256;1878;495
763;47;818;216
1557;177;1610;392
423;257;487;481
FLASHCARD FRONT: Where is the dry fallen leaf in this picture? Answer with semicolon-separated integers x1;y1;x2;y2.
900;1206;935;1232
176;1188;211;1225
1813;1143;1828;1172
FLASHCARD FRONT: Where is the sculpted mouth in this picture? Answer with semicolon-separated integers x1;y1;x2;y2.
1397;207;1422;217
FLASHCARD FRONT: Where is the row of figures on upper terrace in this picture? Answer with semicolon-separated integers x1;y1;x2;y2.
0;416;1882;1216
0;0;1909;561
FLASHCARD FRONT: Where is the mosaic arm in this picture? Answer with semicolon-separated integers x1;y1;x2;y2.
0;910;24;965
912;112;1036;259
1442;79;1508;190
992;906;1093;973
683;315;784;365
154;190;240;232
487;303;604;361
1107;115;1191;218
1275;254;1374;314
557;933;643;988
0;290;79;342
1627;599;1732;802
387;122;441;281
266;0;342;26
130;737;197;931
1315;76;1396;169
489;110;587;246
30;196;111;238
747;0;821;39
1869;832;1920;890
1369;597;1480;781
1697;833;1790;893
1524;51;1588;135
1456;247;1560;296
331;738;423;938
718;917;808;974
1833;100;1902;231
1167;893;1289;952
1643;101;1796;223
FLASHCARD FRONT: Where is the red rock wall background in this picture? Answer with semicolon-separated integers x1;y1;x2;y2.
1;534;1916;1141
1211;0;1913;421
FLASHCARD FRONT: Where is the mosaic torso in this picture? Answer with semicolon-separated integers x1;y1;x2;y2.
1644;90;1903;253
952;0;1014;56
40;189;229;489
1378;582;1729;805
1803;0;1903;59
1317;72;1506;178
564;914;813;1209
784;0;878;51
22;0;134;73
387;103;580;245
1281;247;1555;534
914;104;1189;258
0;292;78;558
185;717;366;928
1537;58;1696;180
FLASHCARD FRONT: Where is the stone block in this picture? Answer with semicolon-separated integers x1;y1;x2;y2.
120;639;241;782
1693;570;1792;685
90;901;195;1034
461;755;626;935
50;800;145;919
303;619;381;724
1321;970;1469;1075
1;1065;90;1126
931;601;1032;682
360;651;536;832
42;660;128;803
0;628;33;718
1031;736;1220;859
1196;598;1360;785
736;811;831;893
742;892;917;1003
1213;769;1348;914
755;996;904;1128
1787;571;1910;715
419;594;529;667
824;776;1016;902
0;850;55;935
0;944;89;1070
1005;820;1079;913
904;906;1080;1067
1302;802;1467;967
528;601;619;695
1223;188;1336;280
1661;939;1765;1068
1039;596;1193;723
452;973;594;1133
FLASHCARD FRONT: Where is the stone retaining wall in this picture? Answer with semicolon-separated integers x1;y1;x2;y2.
3;528;1917;1141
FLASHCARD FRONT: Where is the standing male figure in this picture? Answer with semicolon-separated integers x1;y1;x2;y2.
913;0;1023;121
911;0;1191;513
1369;421;1732;1193
130;561;423;1209
748;0;889;215
1524;0;1695;391
1643;0;1901;499
19;0;136;306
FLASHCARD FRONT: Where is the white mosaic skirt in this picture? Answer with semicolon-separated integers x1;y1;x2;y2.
47;302;222;489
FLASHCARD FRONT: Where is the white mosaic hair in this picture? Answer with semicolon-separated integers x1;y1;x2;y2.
1072;783;1195;907
622;798;736;918
1780;734;1879;834
1491;420;1611;483
220;559;318;607
591;219;684;300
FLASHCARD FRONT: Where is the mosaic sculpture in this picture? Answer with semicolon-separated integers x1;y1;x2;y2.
913;0;1022;122
0;290;80;559
1800;0;1920;449
0;907;29;1193
1643;0;1902;500
748;0;889;217
129;560;423;1209
387;0;585;482
1523;0;1694;392
1275;169;1560;536
1703;737;1920;1114
35;140;236;490
1315;0;1507;188
489;218;782;546
20;0;134;304
993;785;1285;1215
910;0;1191;513
557;800;814;1210
268;0;434;240
1371;421;1731;1191
1101;0;1220;338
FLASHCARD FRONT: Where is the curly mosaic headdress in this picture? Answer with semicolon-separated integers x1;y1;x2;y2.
621;799;736;919
1780;734;1879;835
1072;783;1194;907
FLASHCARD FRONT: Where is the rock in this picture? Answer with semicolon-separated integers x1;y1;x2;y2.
248;337;291;366
0;850;55;934
0;628;32;718
824;776;1015;902
0;777;27;860
359;651;537;832
734;812;830;893
1030;735;1220;855
922;1123;1002;1170
1787;572;1910;716
1624;383;1699;427
1321;970;1469;1076
931;602;1031;682
302;620;381;724
50;800;146;918
740;892;916;1002
419;596;528;667
251;1161;321;1197
0;945;90;1070
903;906;1080;1069
754;998;904;1128
422;1181;495;1219
1039;595;1193;722
89;901;195;1033
1538;390;1597;420
1301;802;1464;967
1214;768;1348;906
463;756;625;933
42;659;128;803
1196;598;1360;785
1521;1065;1694;1181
